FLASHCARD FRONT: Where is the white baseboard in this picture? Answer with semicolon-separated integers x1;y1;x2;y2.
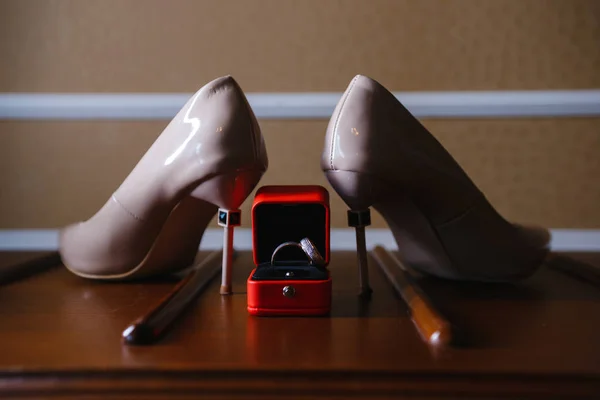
0;228;599;252
1;90;600;120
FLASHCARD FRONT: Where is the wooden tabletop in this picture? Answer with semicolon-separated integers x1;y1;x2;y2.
0;251;599;398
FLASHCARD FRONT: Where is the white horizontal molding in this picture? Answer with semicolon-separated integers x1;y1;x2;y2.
1;90;600;120
0;228;599;252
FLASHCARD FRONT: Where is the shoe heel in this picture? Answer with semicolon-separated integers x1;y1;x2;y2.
190;169;264;210
349;208;373;299
324;170;388;211
191;169;264;294
325;170;389;298
325;170;456;281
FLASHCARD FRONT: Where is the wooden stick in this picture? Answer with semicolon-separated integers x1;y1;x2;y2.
0;252;62;285
546;254;600;287
122;250;225;345
371;246;452;346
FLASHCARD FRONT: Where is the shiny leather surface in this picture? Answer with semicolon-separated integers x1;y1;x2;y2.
322;75;479;223
60;76;267;279
113;75;267;215
322;75;549;281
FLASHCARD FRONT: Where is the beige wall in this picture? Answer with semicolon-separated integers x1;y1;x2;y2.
0;0;599;229
2;0;600;91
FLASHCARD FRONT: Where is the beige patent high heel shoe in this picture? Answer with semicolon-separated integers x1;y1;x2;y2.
322;75;549;295
60;76;268;293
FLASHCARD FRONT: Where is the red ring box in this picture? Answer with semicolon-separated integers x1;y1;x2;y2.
247;185;331;316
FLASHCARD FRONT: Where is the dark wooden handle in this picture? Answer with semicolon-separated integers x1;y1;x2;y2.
371;246;452;346
546;254;600;287
0;252;62;285
122;250;224;345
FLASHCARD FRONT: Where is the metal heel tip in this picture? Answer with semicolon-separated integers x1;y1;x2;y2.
217;209;241;227
220;285;232;295
348;209;371;227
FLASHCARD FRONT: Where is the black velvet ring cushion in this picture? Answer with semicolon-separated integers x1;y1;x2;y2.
251;261;329;281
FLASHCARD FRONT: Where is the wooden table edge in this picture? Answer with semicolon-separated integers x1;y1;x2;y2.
1;369;599;398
